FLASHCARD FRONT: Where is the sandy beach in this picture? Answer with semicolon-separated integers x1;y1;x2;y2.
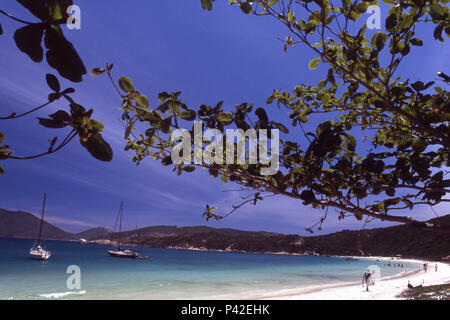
246;257;450;300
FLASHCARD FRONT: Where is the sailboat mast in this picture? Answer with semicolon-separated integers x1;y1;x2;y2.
118;201;123;247
119;201;123;233
38;193;47;245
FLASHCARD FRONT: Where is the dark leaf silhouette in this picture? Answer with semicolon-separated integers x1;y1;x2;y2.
80;132;113;162
46;73;60;92
44;27;87;82
38;117;67;129
49;110;71;122
16;0;48;20
14;24;45;63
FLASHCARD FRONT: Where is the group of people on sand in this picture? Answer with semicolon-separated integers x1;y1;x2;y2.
384;261;404;268
362;262;440;292
423;263;438;272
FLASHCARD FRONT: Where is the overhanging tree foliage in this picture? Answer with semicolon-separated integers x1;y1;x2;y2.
95;0;450;232
0;0;112;174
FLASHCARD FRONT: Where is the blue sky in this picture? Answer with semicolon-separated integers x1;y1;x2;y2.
0;0;448;234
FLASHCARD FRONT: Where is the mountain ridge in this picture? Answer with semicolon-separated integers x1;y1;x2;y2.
1;208;449;261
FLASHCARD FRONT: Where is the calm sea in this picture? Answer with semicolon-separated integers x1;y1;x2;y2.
0;238;417;300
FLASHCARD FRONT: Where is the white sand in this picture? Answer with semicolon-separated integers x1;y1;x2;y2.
252;257;450;300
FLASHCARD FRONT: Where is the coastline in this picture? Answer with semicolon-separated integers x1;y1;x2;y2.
89;239;322;256
87;241;450;300
242;257;450;300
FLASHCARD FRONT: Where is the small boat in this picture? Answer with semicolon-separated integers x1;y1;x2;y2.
29;193;51;260
107;201;142;259
108;248;140;258
80;238;88;244
29;244;51;260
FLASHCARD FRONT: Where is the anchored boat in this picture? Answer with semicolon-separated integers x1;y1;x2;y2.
107;201;141;259
29;193;51;260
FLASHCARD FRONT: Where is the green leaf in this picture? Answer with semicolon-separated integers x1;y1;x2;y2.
269;0;280;6
371;32;388;51
47;0;74;23
385;13;397;30
118;77;134;93
433;24;444;42
158;92;170;102
220;175;228;184
91;68;106;76
431;3;445;16
274;122;289;134
239;2;253;14
179;109;197;121
136;95;149;109
183;165;196;172
348;10;361;22
91;120;104;132
160;117;172;134
80;132;113;162
14;24;45;63
308;57;321;70
410;38;423;46
124;120;135;139
46;74;60;92
322;93;330;105
217;113;233;123
201;0;213;10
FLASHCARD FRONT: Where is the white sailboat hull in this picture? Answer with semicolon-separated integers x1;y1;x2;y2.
107;249;139;258
29;248;51;260
30;193;51;260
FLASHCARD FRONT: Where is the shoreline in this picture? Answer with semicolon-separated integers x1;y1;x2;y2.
242;257;450;300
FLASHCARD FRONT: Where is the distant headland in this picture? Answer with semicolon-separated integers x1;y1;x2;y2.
1;208;449;261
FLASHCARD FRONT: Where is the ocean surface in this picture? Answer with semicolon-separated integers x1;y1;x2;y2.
0;238;417;300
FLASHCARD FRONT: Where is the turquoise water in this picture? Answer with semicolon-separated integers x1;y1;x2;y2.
0;238;416;299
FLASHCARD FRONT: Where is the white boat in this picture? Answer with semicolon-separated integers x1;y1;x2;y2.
29;244;51;260
107;201;145;259
29;193;51;260
80;238;88;244
107;248;140;258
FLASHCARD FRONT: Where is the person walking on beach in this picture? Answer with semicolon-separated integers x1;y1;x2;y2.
362;271;372;292
435;264;438;272
423;263;428;272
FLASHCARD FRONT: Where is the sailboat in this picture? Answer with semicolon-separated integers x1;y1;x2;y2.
107;201;140;258
29;193;51;260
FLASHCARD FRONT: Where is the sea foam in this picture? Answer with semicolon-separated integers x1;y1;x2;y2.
39;290;86;299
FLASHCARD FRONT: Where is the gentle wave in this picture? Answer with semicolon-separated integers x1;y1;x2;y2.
39;291;86;299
